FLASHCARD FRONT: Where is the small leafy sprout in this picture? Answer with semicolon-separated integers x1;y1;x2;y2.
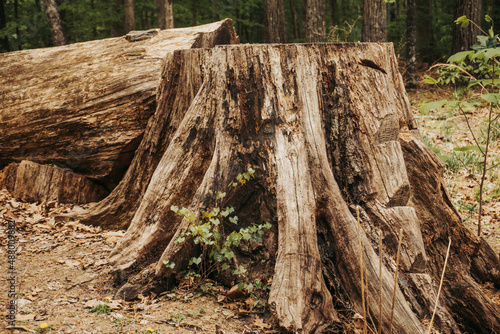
170;311;186;326
89;303;113;315
164;168;273;298
163;260;175;269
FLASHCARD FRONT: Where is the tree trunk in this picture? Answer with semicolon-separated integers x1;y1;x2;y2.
192;0;197;26
263;0;287;43
0;0;9;52
124;0;135;33
303;0;326;42
157;0;174;30
73;43;500;333
452;0;482;53
416;0;433;63
289;0;300;41
405;0;417;89
361;0;387;42
0;20;239;201
41;0;66;46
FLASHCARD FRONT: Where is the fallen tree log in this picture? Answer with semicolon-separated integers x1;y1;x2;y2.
0;161;108;203
64;43;500;333
0;19;239;190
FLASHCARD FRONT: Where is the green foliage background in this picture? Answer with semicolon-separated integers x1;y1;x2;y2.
1;0;500;62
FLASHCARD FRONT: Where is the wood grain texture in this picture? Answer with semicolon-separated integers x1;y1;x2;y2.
0;19;239;189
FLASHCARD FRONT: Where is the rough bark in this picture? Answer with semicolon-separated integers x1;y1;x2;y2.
0;20;239;194
405;0;417;89
303;0;326;42
157;0;174;30
263;0;287;43
124;0;136;33
41;0;66;46
452;0;482;53
361;0;387;42
81;43;500;333
0;161;108;204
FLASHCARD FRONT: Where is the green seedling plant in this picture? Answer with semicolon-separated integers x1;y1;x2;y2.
423;15;500;236
164;168;272;291
89;303;113;315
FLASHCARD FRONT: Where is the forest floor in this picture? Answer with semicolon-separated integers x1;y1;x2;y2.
0;80;499;334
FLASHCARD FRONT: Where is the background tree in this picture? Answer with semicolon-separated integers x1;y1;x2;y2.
157;0;173;29
263;0;287;43
452;0;481;53
405;0;417;88
0;0;8;51
42;0;66;45
124;0;135;32
303;0;326;42
361;0;387;42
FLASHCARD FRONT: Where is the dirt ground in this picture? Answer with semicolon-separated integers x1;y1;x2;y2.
408;85;500;257
1;85;499;334
0;189;280;334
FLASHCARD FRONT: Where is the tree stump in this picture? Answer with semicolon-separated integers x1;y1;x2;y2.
0;19;238;190
69;44;500;333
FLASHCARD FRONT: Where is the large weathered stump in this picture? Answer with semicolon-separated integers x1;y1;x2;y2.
0;19;238;190
69;44;500;333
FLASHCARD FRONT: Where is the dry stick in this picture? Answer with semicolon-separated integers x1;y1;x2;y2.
427;237;452;334
388;228;403;334
378;231;383;334
357;206;368;334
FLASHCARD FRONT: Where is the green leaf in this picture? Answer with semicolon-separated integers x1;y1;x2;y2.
420;100;445;114
224;250;234;260
171;205;179;213
447;50;472;64
481;93;500;105
175;236;186;244
237;282;246;291
210;218;220;226
423;75;438;85
221;207;235;217
214;231;221;240
189;257;202;266
233;266;247;275
264;222;272;229
247;167;255;178
216;192;226;200
485;15;493;23
453;145;484;152
229;216;239;224
481;48;500;62
163;260;175;269
221;263;230;271
241;232;251;240
455;15;470;28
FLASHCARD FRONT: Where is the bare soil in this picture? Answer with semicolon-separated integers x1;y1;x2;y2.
0;189;279;334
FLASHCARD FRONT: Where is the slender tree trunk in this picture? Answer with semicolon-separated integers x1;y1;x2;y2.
452;0;482;53
330;0;337;28
41;0;66;46
405;0;417;89
0;0;9;52
263;0;287;43
157;0;173;29
361;0;387;42
110;0;125;37
289;0;300;40
124;0;135;33
416;0;433;63
192;0;197;26
303;0;326;42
